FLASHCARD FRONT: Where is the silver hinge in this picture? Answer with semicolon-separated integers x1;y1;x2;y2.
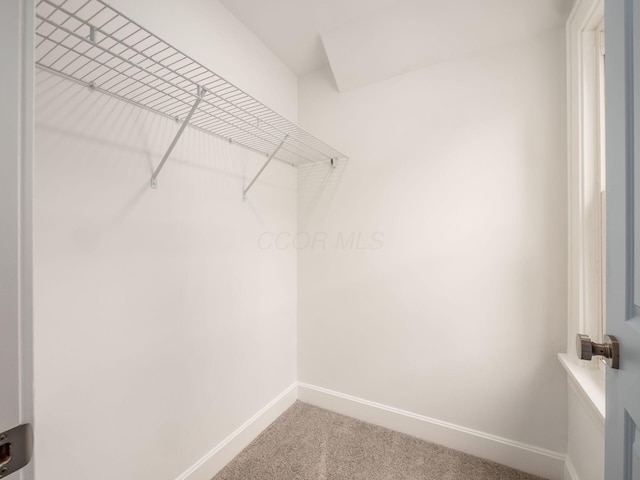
599;29;606;56
0;424;33;478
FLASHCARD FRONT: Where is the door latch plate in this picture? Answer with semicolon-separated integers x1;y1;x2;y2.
0;424;33;478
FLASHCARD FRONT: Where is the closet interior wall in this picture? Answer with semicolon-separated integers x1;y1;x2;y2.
33;0;571;479
297;27;569;474
33;1;298;479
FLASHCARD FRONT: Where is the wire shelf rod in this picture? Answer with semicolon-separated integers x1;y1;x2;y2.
35;0;347;170
36;0;339;164
35;13;330;164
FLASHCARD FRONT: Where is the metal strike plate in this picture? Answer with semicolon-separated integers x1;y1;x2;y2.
0;424;33;478
576;333;620;369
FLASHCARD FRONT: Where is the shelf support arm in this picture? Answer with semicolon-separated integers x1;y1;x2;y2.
151;86;206;188
243;136;288;200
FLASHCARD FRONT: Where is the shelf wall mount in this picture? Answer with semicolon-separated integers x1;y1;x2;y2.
243;136;287;201
151;85;206;189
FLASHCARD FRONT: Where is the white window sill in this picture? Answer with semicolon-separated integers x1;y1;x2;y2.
558;353;606;423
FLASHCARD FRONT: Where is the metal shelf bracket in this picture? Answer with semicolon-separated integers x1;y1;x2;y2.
243;136;288;200
151;85;206;189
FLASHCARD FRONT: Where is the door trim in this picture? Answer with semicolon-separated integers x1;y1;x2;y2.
566;0;607;361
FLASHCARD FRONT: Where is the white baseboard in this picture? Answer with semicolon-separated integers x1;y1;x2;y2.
173;381;567;480
298;382;566;480
175;383;298;480
565;457;580;480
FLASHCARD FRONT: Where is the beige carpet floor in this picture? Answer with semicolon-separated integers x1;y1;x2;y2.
213;401;546;480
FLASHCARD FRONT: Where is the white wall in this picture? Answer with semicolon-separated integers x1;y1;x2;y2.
33;1;298;479
297;28;568;473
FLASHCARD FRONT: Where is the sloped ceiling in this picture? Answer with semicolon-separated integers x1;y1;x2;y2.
219;0;572;91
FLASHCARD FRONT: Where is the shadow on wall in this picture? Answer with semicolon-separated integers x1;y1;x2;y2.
298;158;348;227
35;70;282;200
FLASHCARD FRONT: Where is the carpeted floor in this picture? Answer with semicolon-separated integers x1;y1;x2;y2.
213;401;546;480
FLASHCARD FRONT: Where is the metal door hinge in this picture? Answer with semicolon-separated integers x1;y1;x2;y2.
0;424;33;478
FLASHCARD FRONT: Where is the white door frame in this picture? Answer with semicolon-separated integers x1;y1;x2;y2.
567;0;606;364
0;0;35;478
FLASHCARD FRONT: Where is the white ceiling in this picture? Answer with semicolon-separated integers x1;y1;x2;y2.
220;0;572;91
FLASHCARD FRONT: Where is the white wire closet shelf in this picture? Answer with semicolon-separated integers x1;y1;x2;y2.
35;0;347;192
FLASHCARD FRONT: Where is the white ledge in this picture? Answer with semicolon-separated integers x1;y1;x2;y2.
558;353;605;422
